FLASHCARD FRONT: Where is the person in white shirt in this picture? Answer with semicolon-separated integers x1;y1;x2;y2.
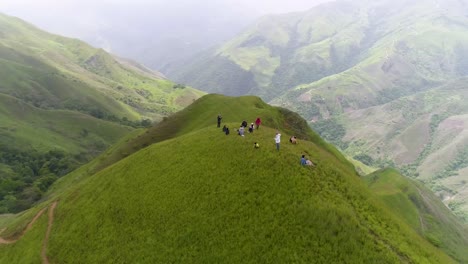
275;131;281;151
239;126;245;137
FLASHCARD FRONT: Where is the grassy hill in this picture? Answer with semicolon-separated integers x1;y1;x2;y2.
365;168;468;262
0;95;462;263
168;0;468;220
0;13;204;213
0;93;133;213
0;13;203;121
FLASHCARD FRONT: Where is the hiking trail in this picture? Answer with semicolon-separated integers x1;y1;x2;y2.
0;207;48;244
41;201;57;264
0;201;58;264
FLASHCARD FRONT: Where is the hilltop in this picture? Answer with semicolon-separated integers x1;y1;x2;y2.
167;0;468;219
0;95;462;263
0;13;203;213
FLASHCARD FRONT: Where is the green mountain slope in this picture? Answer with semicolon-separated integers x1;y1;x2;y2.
0;95;458;263
169;0;468;219
337;80;468;220
0;94;132;213
0;13;204;213
0;13;203;121
365;168;468;262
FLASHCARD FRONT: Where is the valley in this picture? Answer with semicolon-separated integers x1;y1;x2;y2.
170;0;468;221
0;1;468;262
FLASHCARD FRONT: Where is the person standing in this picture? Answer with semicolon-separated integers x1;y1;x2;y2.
275;131;281;151
249;123;254;133
217;114;222;128
255;117;261;129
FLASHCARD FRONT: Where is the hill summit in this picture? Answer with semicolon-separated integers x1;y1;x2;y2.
0;95;458;263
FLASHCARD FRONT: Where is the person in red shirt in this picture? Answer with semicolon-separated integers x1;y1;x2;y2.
255;117;261;130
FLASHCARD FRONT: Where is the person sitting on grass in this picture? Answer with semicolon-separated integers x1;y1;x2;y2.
225;127;230;135
290;136;297;144
238;126;245;137
254;142;260;149
301;155;315;166
222;125;227;133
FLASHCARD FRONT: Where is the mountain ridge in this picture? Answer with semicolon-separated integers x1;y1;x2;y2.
0;94;459;263
168;0;468;220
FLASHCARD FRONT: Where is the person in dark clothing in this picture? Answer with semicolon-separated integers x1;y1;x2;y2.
249;123;254;133
241;120;248;128
217;114;222;127
222;125;227;132
225;127;230;135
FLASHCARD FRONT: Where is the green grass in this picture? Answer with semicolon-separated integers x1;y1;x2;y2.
0;13;204;122
86;95;349;175
45;126;453;263
364;169;468;262
169;0;468;222
0;13;204;213
0;211;47;263
0;95;456;263
0;94;132;153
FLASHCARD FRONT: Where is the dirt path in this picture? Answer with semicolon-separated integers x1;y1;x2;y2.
0;201;58;264
41;201;57;264
0;207;48;244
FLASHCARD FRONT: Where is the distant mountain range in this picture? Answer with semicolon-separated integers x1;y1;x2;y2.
0;13;203;213
168;0;468;221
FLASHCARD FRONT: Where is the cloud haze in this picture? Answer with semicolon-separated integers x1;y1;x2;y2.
0;0;331;69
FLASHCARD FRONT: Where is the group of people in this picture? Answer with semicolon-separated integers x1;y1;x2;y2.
217;114;314;167
220;115;262;137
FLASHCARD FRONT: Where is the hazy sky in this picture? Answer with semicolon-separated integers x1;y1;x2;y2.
0;0;330;37
0;0;331;69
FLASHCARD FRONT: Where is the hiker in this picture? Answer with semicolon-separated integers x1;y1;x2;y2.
225;127;230;135
290;136;297;144
217;114;222;128
241;120;248;128
222;125;227;133
274;131;281;151
239;126;245;137
249;123;254;133
254;142;260;149
255;117;261;129
301;155;315;166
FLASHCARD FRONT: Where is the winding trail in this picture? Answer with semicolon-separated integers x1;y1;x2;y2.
41;201;57;264
0;207;48;244
0;201;58;264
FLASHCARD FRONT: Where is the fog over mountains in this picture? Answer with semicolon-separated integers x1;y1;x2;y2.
0;0;330;70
